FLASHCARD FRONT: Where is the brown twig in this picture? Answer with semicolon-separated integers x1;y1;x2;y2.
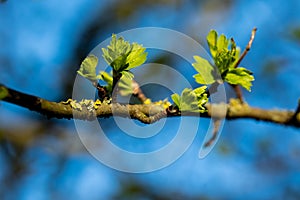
92;81;108;100
1;85;300;128
204;118;221;147
233;27;257;69
230;27;257;102
132;80;148;103
233;85;244;103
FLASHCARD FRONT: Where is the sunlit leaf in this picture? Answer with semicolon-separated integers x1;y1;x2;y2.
121;70;134;80
77;55;101;82
99;71;113;93
225;67;254;91
171;93;180;108
194;86;208;111
203;29;254;92
102;34;131;72
171;88;208;113
217;34;229;50
180;89;199;112
192;56;215;84
207;30;218;57
102;34;147;72
126;43;147;70
99;70;134;96
118;73;134;96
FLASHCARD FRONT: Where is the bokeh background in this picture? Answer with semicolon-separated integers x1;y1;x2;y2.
1;0;300;199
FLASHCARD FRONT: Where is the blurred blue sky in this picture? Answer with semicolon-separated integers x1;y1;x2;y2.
1;0;300;199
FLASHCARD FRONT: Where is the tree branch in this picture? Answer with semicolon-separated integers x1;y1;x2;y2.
1;84;299;128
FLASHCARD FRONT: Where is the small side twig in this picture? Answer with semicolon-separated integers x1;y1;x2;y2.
233;27;257;69
92;81;108;100
204;118;221;147
233;85;244;103
231;27;257;102
132;80;148;103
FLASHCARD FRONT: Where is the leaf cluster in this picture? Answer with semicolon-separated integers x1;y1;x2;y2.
193;30;254;91
102;34;147;77
77;34;147;99
171;86;208;113
77;30;255;113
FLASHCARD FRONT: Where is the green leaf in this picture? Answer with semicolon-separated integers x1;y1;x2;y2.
206;30;238;76
102;34;147;73
171;88;208;113
100;71;113;85
193;86;208;111
192;56;215;84
193;86;207;97
99;70;134;96
126;43;147;70
230;45;241;68
171;93;180;108
207;30;218;57
102;34;131;72
225;67;255;91
118;74;134;96
77;55;100;82
99;71;113;93
121;70;134;80
180;88;199;112
217;34;229;50
0;86;8;100
193;29;255;93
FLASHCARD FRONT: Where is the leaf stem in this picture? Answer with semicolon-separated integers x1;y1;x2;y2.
112;70;122;102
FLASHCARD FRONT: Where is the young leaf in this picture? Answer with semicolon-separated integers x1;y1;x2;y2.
193;86;207;96
121;70;134;80
77;55;101;82
207;30;218;57
102;34;147;73
192;56;215;84
171;88;208;113
99;70;135;96
126;43;147;70
180;88;199;112
203;29;255;91
171;93;181;108
225;67;254;91
217;34;229;50
99;71;113;93
194;86;208;111
102;34;131;72
118;74;134;96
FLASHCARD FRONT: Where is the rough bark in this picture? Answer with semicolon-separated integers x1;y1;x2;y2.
1;84;299;128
